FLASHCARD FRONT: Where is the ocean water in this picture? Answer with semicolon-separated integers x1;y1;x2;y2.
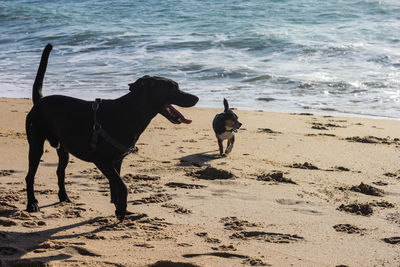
0;0;399;118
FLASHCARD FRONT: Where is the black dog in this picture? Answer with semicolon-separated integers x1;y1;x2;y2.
212;99;242;157
25;44;198;220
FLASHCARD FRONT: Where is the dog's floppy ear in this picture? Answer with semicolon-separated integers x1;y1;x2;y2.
223;98;229;112
129;75;151;92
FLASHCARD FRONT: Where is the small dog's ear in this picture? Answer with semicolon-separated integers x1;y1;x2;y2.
223;98;229;112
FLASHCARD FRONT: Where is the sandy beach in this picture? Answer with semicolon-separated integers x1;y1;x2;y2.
0;97;399;266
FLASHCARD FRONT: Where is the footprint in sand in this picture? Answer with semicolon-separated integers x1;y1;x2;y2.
161;203;192;214
370;200;394;208
243;257;271;266
22;220;46;228
333;224;365;234
123;173;161;182
195;232;221;244
165;182;206;189
386;212;400;226
211;244;237;251
220;216;260;231
64;245;101;257
0;170;15;177
0;218;18;227
82;233;106;240
130;193;172;205
231;231;304;243
292;208;323;216
133;243;155;248
276;199;307;205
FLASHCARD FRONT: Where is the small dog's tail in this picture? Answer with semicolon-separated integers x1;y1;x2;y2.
32;43;52;105
223;98;229;112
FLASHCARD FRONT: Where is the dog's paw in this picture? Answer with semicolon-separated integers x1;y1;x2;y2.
26;200;40;212
219;153;227;158
225;144;233;154
58;192;71;203
115;209;126;222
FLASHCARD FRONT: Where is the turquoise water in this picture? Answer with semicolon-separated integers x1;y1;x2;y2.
0;0;399;118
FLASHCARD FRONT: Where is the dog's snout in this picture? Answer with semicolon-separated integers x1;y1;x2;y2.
173;92;199;107
190;95;199;106
235;121;242;129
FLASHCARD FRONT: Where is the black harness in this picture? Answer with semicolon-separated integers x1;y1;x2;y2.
91;98;135;157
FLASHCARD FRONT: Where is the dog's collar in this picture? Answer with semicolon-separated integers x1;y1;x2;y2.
91;98;135;157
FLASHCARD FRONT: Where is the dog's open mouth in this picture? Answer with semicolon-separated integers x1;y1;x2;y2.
163;104;192;124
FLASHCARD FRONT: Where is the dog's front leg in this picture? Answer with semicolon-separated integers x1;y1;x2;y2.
217;138;226;157
109;160;123;204
94;159;127;221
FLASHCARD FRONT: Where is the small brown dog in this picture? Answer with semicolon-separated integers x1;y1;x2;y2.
212;99;242;157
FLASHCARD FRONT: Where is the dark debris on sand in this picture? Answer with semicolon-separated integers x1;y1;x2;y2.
350;182;384;197
149;260;201;267
257;128;282;134
257;172;296;184
286;162;319;170
338;203;373;216
187;167;234;180
345;136;400;145
382;237;400;245
384;170;400;179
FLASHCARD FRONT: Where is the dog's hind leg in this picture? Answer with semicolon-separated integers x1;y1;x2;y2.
95;159;127;221
56;147;71;203
25;137;45;212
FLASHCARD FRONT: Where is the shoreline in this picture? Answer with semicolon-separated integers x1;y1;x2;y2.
2;96;400;122
0;97;399;266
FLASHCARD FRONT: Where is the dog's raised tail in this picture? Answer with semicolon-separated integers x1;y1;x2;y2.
32;43;52;105
223;98;229;112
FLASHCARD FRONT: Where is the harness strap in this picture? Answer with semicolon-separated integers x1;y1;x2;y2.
91;98;135;157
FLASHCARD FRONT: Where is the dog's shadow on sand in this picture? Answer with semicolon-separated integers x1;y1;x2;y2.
0;208;131;266
176;151;221;167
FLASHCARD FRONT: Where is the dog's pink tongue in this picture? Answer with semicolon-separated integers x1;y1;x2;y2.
167;104;192;124
179;117;192;124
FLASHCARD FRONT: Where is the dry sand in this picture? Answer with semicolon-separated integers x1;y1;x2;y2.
0;97;399;266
